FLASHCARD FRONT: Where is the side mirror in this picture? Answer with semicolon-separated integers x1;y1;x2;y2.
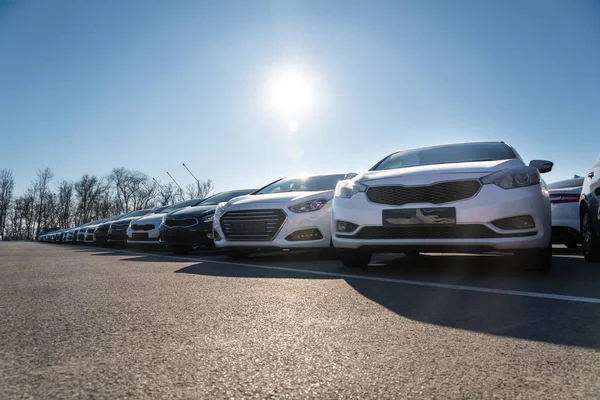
344;172;358;180
529;160;553;174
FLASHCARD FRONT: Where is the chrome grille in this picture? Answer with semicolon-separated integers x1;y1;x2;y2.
366;180;481;205
220;209;286;241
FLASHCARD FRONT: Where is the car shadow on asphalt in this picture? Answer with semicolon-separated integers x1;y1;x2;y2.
174;252;600;350
67;245;600;349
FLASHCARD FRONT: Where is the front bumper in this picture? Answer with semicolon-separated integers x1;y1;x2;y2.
159;223;214;247
213;206;333;250
332;184;551;252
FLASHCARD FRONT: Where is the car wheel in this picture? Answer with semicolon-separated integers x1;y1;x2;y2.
514;243;552;272
581;207;600;262
172;245;191;255
337;249;372;268
565;242;580;250
224;250;250;259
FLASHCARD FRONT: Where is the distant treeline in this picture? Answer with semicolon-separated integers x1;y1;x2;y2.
0;168;214;240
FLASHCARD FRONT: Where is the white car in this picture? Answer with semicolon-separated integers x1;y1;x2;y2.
74;222;93;243
213;173;354;258
548;177;583;249
126;199;204;246
332;142;554;271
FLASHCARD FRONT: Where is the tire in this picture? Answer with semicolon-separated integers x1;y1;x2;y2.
581;207;600;262
172;245;191;255
224;250;250;259
565;242;580;250
337;249;372;268
514;243;552;272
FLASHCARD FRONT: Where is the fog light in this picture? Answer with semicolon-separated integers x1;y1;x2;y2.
285;229;324;241
492;215;536;230
335;220;359;233
207;232;214;239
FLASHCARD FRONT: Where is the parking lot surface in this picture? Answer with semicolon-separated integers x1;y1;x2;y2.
1;242;600;398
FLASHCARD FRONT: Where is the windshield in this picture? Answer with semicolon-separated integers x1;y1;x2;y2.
256;175;345;195
199;190;254;205
373;142;516;171
160;199;204;213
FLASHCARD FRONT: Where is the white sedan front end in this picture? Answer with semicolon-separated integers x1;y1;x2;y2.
213;174;349;256
213;193;333;251
332;142;554;270
126;214;164;245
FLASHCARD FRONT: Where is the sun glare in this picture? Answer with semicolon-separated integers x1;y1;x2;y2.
267;69;314;130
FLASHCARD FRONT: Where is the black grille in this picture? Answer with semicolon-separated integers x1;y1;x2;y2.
220;209;286;241
87;228;95;233
366;180;481;205
131;223;155;231
353;225;537;240
165;218;197;227
77;234;85;240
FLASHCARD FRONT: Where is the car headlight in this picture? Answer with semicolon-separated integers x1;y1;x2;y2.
288;198;331;213
202;214;215;223
481;166;541;189
214;202;227;218
334;180;368;199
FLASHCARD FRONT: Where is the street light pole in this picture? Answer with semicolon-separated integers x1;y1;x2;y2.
182;163;200;183
166;171;184;200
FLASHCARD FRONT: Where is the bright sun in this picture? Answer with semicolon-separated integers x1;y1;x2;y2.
267;69;314;130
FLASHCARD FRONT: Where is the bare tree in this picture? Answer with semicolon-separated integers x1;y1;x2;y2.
109;168;156;213
74;174;104;224
0;169;15;238
95;183;115;219
20;189;36;239
57;181;74;228
186;179;214;200
32;167;54;235
156;182;179;206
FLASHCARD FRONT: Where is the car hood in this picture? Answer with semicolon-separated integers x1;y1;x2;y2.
357;159;524;186
111;216;143;226
226;191;334;208
166;205;218;218
132;213;166;224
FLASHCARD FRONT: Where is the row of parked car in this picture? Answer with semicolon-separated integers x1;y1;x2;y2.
38;141;600;271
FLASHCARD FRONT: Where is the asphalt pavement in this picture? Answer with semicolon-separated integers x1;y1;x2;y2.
1;242;599;398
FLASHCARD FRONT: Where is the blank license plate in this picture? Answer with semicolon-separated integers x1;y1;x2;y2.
383;208;456;226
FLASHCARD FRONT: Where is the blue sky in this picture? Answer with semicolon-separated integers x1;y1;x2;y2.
1;0;599;195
